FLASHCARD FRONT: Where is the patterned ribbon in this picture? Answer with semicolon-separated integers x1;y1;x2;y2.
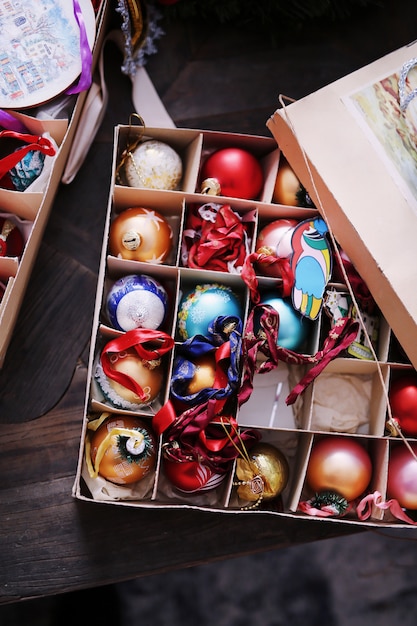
155;399;261;473
241;251;293;303
100;328;174;402
0;130;56;184
239;304;360;407
66;0;93;95
170;315;242;406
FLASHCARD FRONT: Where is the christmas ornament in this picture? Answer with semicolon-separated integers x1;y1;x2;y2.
388;373;417;437
163;457;225;493
273;156;313;207
88;414;156;485
255;218;298;278
186;352;217;395
170;317;242;409
106;273;168;332
0;131;56;191
290;217;332;320
95;328;174;410
235;442;289;507
0;217;24;257
387;443;417;510
199;147;263;200
109;207;173;263
122;139;182;190
306;436;372;501
96;346;164;408
260;293;309;351
177;283;242;340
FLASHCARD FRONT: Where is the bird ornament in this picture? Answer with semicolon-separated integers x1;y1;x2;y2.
290;217;332;320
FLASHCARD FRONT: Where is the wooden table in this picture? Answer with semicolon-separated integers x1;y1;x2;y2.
5;2;417;603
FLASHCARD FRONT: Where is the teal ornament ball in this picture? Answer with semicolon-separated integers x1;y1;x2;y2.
261;292;309;351
177;283;242;340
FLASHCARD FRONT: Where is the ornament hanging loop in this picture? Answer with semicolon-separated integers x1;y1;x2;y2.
116;113;146;183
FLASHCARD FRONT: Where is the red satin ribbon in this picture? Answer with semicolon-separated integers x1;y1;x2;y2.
100;328;174;401
241;251;293;302
154;398;260;472
0;130;56;180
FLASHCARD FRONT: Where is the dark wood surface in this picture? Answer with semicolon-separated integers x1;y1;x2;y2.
1;0;417;605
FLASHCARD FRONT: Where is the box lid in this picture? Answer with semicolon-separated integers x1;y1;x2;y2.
267;39;417;369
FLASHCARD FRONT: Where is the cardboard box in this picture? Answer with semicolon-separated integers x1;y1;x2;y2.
73;113;417;529
266;39;417;371
0;0;111;367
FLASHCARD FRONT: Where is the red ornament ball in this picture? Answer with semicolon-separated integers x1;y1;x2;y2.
387;443;417;509
0;217;24;257
200;147;264;200
109;207;173;263
389;373;417;437
255;218;297;278
306;436;372;501
163;458;225;493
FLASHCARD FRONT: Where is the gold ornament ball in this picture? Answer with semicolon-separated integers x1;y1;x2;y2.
236;442;289;502
187;353;217;395
90;415;156;485
107;348;164;405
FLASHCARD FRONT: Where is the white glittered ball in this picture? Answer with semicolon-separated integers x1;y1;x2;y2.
124;139;183;190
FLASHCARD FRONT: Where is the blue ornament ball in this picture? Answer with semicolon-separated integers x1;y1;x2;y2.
106;274;168;332
177;283;242;340
262;292;309;351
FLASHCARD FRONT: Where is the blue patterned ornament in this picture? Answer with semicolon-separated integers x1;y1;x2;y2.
9;149;46;191
106;274;168;332
177;283;242;340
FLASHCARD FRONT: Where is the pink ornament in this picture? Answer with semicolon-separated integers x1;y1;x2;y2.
387;443;417;509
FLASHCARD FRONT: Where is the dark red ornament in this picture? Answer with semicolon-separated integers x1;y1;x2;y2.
0;217;24;257
200;147;263;200
389;373;417;436
163;457;225;493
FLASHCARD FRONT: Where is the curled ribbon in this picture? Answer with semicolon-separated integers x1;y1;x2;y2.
156;398;260;473
238;304;360;407
100;328;174;402
241;251;293;302
170;315;242;407
357;491;417;525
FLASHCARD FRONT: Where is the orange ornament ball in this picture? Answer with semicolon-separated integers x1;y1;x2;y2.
109;207;173;263
306;436;372;501
273;158;304;206
90;415;156;485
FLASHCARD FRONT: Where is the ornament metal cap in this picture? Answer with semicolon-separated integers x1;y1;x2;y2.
200;177;221;196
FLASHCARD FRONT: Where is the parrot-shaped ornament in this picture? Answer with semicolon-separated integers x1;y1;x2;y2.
290;217;332;320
